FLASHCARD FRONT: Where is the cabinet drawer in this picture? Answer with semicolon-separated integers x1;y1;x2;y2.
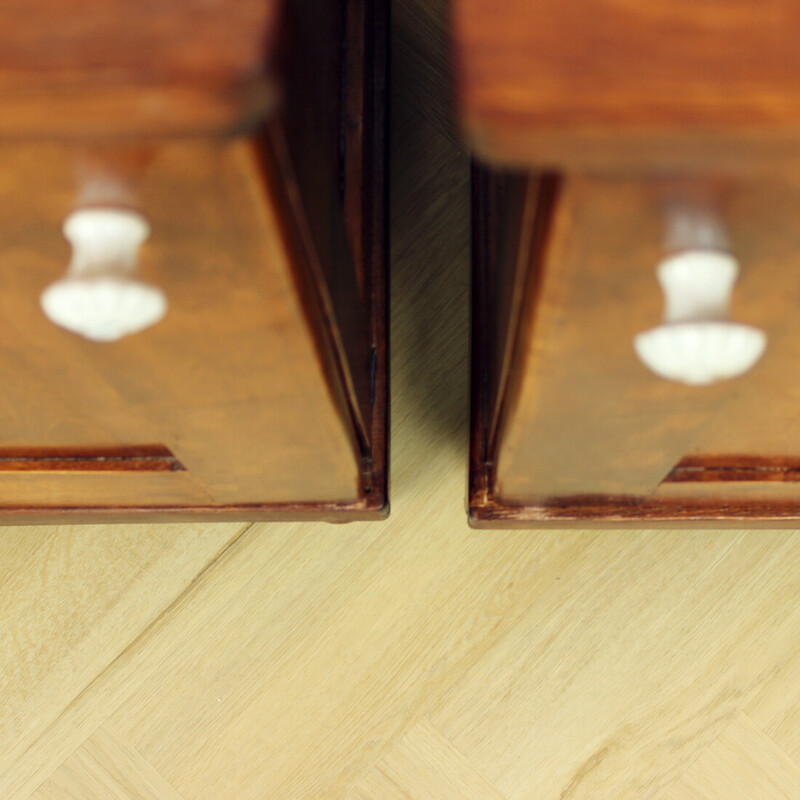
0;140;356;509
0;0;387;522
456;0;800;525
470;171;800;525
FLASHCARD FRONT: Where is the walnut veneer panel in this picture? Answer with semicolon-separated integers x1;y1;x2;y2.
472;172;800;524
0;0;388;521
0;0;280;138
453;0;800;171
0;140;361;510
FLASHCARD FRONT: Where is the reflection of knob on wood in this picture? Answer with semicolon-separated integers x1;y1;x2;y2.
634;250;766;386
40;209;166;342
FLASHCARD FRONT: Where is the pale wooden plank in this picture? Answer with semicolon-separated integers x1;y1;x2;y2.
32;726;185;800
346;769;415;800
105;522;591;799
427;531;800;800
661;784;706;800
374;720;508;800
0;522;250;799
743;637;800;765
660;716;800;800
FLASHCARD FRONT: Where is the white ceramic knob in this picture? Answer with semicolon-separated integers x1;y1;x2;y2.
634;250;766;386
41;209;166;342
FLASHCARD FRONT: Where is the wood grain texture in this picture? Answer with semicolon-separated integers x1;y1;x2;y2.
452;0;800;171
659;715;800;800
2;3;800;800
0;522;249;794
0;0;279;138
0;139;363;511
0;0;388;520
32;726;185;800
472;171;800;525
355;720;509;800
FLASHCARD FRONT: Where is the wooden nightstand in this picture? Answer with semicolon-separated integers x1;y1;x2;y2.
455;0;800;526
0;0;387;522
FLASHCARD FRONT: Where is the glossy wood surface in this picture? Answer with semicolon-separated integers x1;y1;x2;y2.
472;171;800;525
0;0;280;138
0;0;388;521
452;0;800;171
0;139;361;509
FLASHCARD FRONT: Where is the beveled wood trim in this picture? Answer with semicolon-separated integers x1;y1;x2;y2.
665;456;800;484
0;444;184;473
0;500;386;525
469;493;800;529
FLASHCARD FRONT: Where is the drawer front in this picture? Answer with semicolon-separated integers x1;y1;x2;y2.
473;170;800;522
0;139;363;510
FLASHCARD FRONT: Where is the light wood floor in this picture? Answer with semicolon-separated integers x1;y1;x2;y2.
4;2;800;798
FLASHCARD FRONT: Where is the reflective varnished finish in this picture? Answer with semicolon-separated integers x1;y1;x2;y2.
457;1;800;525
0;0;387;522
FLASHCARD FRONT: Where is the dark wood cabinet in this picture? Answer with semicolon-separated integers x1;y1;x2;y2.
456;0;800;526
0;0;387;522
